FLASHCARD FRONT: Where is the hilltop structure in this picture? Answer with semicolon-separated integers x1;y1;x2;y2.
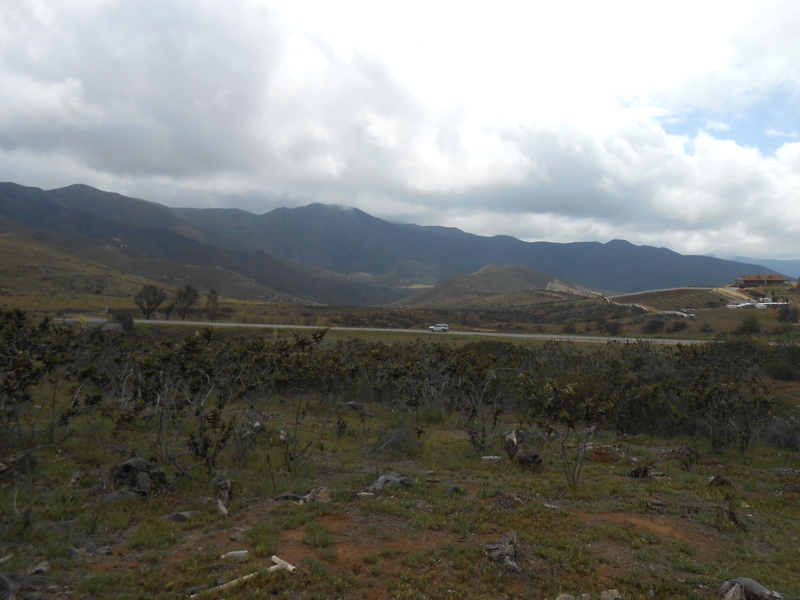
734;274;791;287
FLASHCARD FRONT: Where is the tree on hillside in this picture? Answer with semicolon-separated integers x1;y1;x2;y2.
175;284;199;320
735;313;761;335
778;304;798;323
205;288;220;321
134;284;166;319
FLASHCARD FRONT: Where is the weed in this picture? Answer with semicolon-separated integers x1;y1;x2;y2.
248;521;278;557
129;518;182;550
303;521;332;547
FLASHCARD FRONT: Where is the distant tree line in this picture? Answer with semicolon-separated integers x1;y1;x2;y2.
134;284;219;321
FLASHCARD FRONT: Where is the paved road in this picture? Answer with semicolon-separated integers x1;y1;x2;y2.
77;317;708;345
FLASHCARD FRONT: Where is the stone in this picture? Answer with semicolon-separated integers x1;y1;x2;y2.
168;511;196;522
514;450;543;470
709;475;732;487
211;473;234;501
29;562;49;575
215;498;229;516
502;431;520;459
600;590;621;600
365;472;412;493
484;531;520;572
630;463;652;478
0;574;13;600
719;578;783;600
109;457;164;495
136;471;151;494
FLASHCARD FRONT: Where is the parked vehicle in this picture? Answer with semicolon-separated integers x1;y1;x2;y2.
428;323;449;332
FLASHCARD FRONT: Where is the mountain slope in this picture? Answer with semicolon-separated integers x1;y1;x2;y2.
397;265;599;307
0;182;403;304
0;182;782;303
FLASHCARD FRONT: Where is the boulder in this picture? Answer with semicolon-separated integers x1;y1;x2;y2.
109;457;165;495
709;475;732;487
365;472;412;493
630;463;653;478
211;473;234;501
485;531;520;572
719;578;783;600
514;450;543;470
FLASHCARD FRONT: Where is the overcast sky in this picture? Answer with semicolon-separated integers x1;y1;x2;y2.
2;1;800;259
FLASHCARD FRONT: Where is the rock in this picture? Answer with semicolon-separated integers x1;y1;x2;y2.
0;574;13;600
554;594;576;600
136;471;151;494
600;590;621;600
365;472;412;493
721;584;747;600
445;486;464;495
215;498;229;516
306;487;331;504
502;431;520;459
709;475;732;487
630;463;653;478
481;456;502;462
484;531;520;572
211;473;234;501
719;578;783;600
109;457;165;495
514;450;543;470
1;574;46;593
168;511;196;522
220;550;248;562
28;562;49;576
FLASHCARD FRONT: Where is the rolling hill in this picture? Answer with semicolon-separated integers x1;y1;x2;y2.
0;181;782;305
395;265;599;308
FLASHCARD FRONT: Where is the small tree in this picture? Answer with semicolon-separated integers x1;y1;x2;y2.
735;313;761;335
175;285;199;320
134;284;166;319
534;379;612;490
778;305;798;323
205;289;220;321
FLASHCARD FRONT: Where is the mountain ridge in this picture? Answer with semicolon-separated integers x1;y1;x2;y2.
0;182;784;305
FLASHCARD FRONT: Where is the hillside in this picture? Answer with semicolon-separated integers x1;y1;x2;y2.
0;231;157;298
0;182;782;305
395;264;599;308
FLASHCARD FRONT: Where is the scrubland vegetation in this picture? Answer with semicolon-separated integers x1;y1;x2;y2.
1;308;799;599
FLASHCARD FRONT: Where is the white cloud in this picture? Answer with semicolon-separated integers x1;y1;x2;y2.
2;0;800;258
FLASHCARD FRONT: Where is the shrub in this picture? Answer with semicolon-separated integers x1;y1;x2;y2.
763;419;800;451
735;314;761;335
641;318;665;334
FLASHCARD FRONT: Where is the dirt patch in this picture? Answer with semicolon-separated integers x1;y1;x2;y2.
74;490;734;598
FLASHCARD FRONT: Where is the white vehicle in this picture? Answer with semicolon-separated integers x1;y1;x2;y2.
428;323;449;332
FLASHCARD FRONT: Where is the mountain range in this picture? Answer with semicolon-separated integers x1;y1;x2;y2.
0;182;784;306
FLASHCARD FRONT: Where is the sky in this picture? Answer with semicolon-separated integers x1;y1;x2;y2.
2;1;800;259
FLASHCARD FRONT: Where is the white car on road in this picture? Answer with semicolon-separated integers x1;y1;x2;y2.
428;323;449;332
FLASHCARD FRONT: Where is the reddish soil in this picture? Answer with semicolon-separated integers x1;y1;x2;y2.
73;490;733;599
